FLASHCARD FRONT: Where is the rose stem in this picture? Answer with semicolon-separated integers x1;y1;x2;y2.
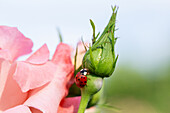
77;88;91;113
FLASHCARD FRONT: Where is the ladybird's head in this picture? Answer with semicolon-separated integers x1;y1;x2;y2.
80;68;88;76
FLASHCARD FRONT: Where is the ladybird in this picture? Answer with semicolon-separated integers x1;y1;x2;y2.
75;69;88;88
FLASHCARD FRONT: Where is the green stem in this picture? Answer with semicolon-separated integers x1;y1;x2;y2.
78;88;91;113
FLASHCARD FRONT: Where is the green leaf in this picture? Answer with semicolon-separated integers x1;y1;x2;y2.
89;44;96;70
74;65;82;77
96;32;100;39
57;28;63;43
81;37;87;51
91;33;109;50
92;6;118;49
74;44;78;76
90;19;97;44
110;54;119;75
97;104;121;112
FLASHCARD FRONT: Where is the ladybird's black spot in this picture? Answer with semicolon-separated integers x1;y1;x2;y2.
82;85;85;87
81;82;83;83
78;79;80;81
84;81;86;83
81;76;83;78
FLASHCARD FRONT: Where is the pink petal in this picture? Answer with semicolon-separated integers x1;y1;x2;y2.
0;50;11;61
26;44;49;64
29;107;42;113
13;61;56;92
24;67;73;113
0;59;28;111
51;43;75;88
72;41;87;69
3;105;31;113
52;43;72;65
24;43;74;113
58;97;81;113
0;26;33;61
85;107;96;113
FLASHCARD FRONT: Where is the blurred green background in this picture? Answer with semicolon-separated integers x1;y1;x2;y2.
95;61;170;113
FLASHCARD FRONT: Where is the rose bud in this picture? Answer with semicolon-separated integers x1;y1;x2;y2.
82;6;118;78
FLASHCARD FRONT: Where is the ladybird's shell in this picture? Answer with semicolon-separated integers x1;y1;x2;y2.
75;72;87;88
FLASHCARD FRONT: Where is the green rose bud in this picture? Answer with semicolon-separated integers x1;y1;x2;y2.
83;6;118;78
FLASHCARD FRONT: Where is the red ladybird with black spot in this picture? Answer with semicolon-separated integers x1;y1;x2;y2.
75;69;88;88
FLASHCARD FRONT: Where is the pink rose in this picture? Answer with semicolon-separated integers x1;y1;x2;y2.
0;26;81;113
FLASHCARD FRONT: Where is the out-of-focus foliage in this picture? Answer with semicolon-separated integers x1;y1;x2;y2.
95;63;170;113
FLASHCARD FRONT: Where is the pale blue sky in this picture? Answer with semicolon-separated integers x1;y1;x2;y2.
0;0;169;71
